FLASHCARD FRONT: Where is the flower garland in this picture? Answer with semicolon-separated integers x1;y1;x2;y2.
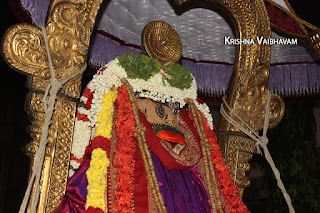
83;54;197;120
70;54;203;168
86;148;109;211
69;87;96;176
85;89;118;212
127;73;197;106
112;85;136;213
95;90;118;138
117;53;197;107
83;60;127;127
195;98;214;130
69;62;124;174
199;112;249;213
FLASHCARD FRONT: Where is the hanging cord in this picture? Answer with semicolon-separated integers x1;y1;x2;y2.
19;25;87;213
220;91;295;213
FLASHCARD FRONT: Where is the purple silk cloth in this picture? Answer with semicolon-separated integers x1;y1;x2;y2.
59;155;211;213
59;161;89;213
21;0;50;26
151;151;212;213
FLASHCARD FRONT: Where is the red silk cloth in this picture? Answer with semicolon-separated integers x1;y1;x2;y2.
140;109;202;170
265;1;306;38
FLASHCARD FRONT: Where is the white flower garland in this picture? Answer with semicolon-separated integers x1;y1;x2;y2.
68;169;75;177
71;119;92;159
194;101;214;130
85;59;127;127
80;58;198;127
128;72;197;107
80;96;88;103
70;160;80;171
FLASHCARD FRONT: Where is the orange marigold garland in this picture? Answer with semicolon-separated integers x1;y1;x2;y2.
113;85;136;213
198;111;249;213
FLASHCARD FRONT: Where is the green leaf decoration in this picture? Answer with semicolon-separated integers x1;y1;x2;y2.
117;53;193;90
117;53;161;81
163;61;193;90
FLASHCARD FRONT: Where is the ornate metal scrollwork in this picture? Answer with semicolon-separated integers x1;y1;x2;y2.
224;135;256;197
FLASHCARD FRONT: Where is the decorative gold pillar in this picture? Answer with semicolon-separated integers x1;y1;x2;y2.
2;0;103;211
174;0;285;196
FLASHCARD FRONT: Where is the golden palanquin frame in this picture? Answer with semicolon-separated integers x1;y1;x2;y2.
2;0;285;212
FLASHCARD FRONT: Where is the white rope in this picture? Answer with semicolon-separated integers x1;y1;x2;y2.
220;91;295;213
19;25;87;213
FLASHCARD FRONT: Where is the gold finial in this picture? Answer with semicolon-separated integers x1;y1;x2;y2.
141;21;182;64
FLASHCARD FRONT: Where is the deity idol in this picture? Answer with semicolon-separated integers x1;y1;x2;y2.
53;21;249;213
52;52;249;213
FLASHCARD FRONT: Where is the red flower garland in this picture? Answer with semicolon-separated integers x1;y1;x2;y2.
112;85;136;213
76;113;90;122
91;136;111;158
82;87;95;110
188;110;249;213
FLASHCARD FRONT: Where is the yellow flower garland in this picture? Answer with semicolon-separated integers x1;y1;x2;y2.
95;89;118;138
86;89;117;211
86;148;109;210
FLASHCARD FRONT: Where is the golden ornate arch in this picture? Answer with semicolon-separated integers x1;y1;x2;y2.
175;0;285;196
2;0;284;211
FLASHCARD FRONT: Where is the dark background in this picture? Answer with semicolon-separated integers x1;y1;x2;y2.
0;1;30;212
